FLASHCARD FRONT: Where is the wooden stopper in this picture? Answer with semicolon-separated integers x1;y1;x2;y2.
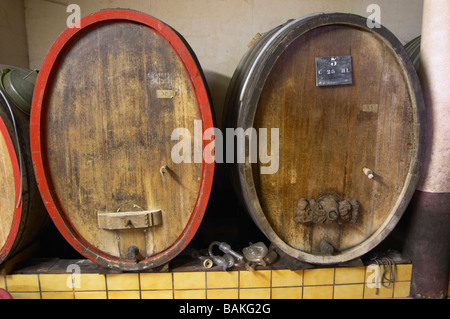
363;167;374;179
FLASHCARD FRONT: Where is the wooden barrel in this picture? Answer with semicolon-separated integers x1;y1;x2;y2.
31;9;215;271
0;68;48;265
224;13;425;265
404;36;421;71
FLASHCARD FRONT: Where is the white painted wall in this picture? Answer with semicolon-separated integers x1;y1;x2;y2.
0;0;29;68
22;0;424;122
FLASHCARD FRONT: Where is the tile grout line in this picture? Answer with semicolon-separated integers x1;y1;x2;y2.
171;272;175;299
332;267;336;299
138;273;142;299
392;264;397;298
301;269;304;299
37;273;42;299
204;271;207;299
362;265;367;299
104;274;109;299
71;272;75;299
270;270;273;299
2;275;6;292
238;270;240;299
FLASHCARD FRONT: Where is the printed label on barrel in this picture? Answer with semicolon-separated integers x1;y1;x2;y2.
315;56;353;87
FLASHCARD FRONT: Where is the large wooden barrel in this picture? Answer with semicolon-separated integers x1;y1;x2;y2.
31;9;215;271
224;13;425;265
0;67;48;265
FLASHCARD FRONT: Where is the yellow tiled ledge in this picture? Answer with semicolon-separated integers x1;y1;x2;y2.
1;263;437;299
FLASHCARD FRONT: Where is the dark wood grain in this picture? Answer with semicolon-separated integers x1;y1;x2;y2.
224;13;425;264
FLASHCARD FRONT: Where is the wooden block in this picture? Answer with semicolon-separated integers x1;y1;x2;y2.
97;210;162;230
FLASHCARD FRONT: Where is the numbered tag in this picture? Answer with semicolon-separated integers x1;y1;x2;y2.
315;56;353;87
156;90;174;99
361;104;378;112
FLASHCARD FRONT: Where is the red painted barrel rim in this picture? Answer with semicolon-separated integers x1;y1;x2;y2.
31;9;214;270
0;114;22;262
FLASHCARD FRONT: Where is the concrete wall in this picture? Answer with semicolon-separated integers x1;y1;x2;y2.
22;0;424;122
0;0;29;68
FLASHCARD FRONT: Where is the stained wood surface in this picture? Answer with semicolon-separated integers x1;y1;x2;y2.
225;13;424;264
0;113;16;251
46;22;202;261
253;25;414;254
